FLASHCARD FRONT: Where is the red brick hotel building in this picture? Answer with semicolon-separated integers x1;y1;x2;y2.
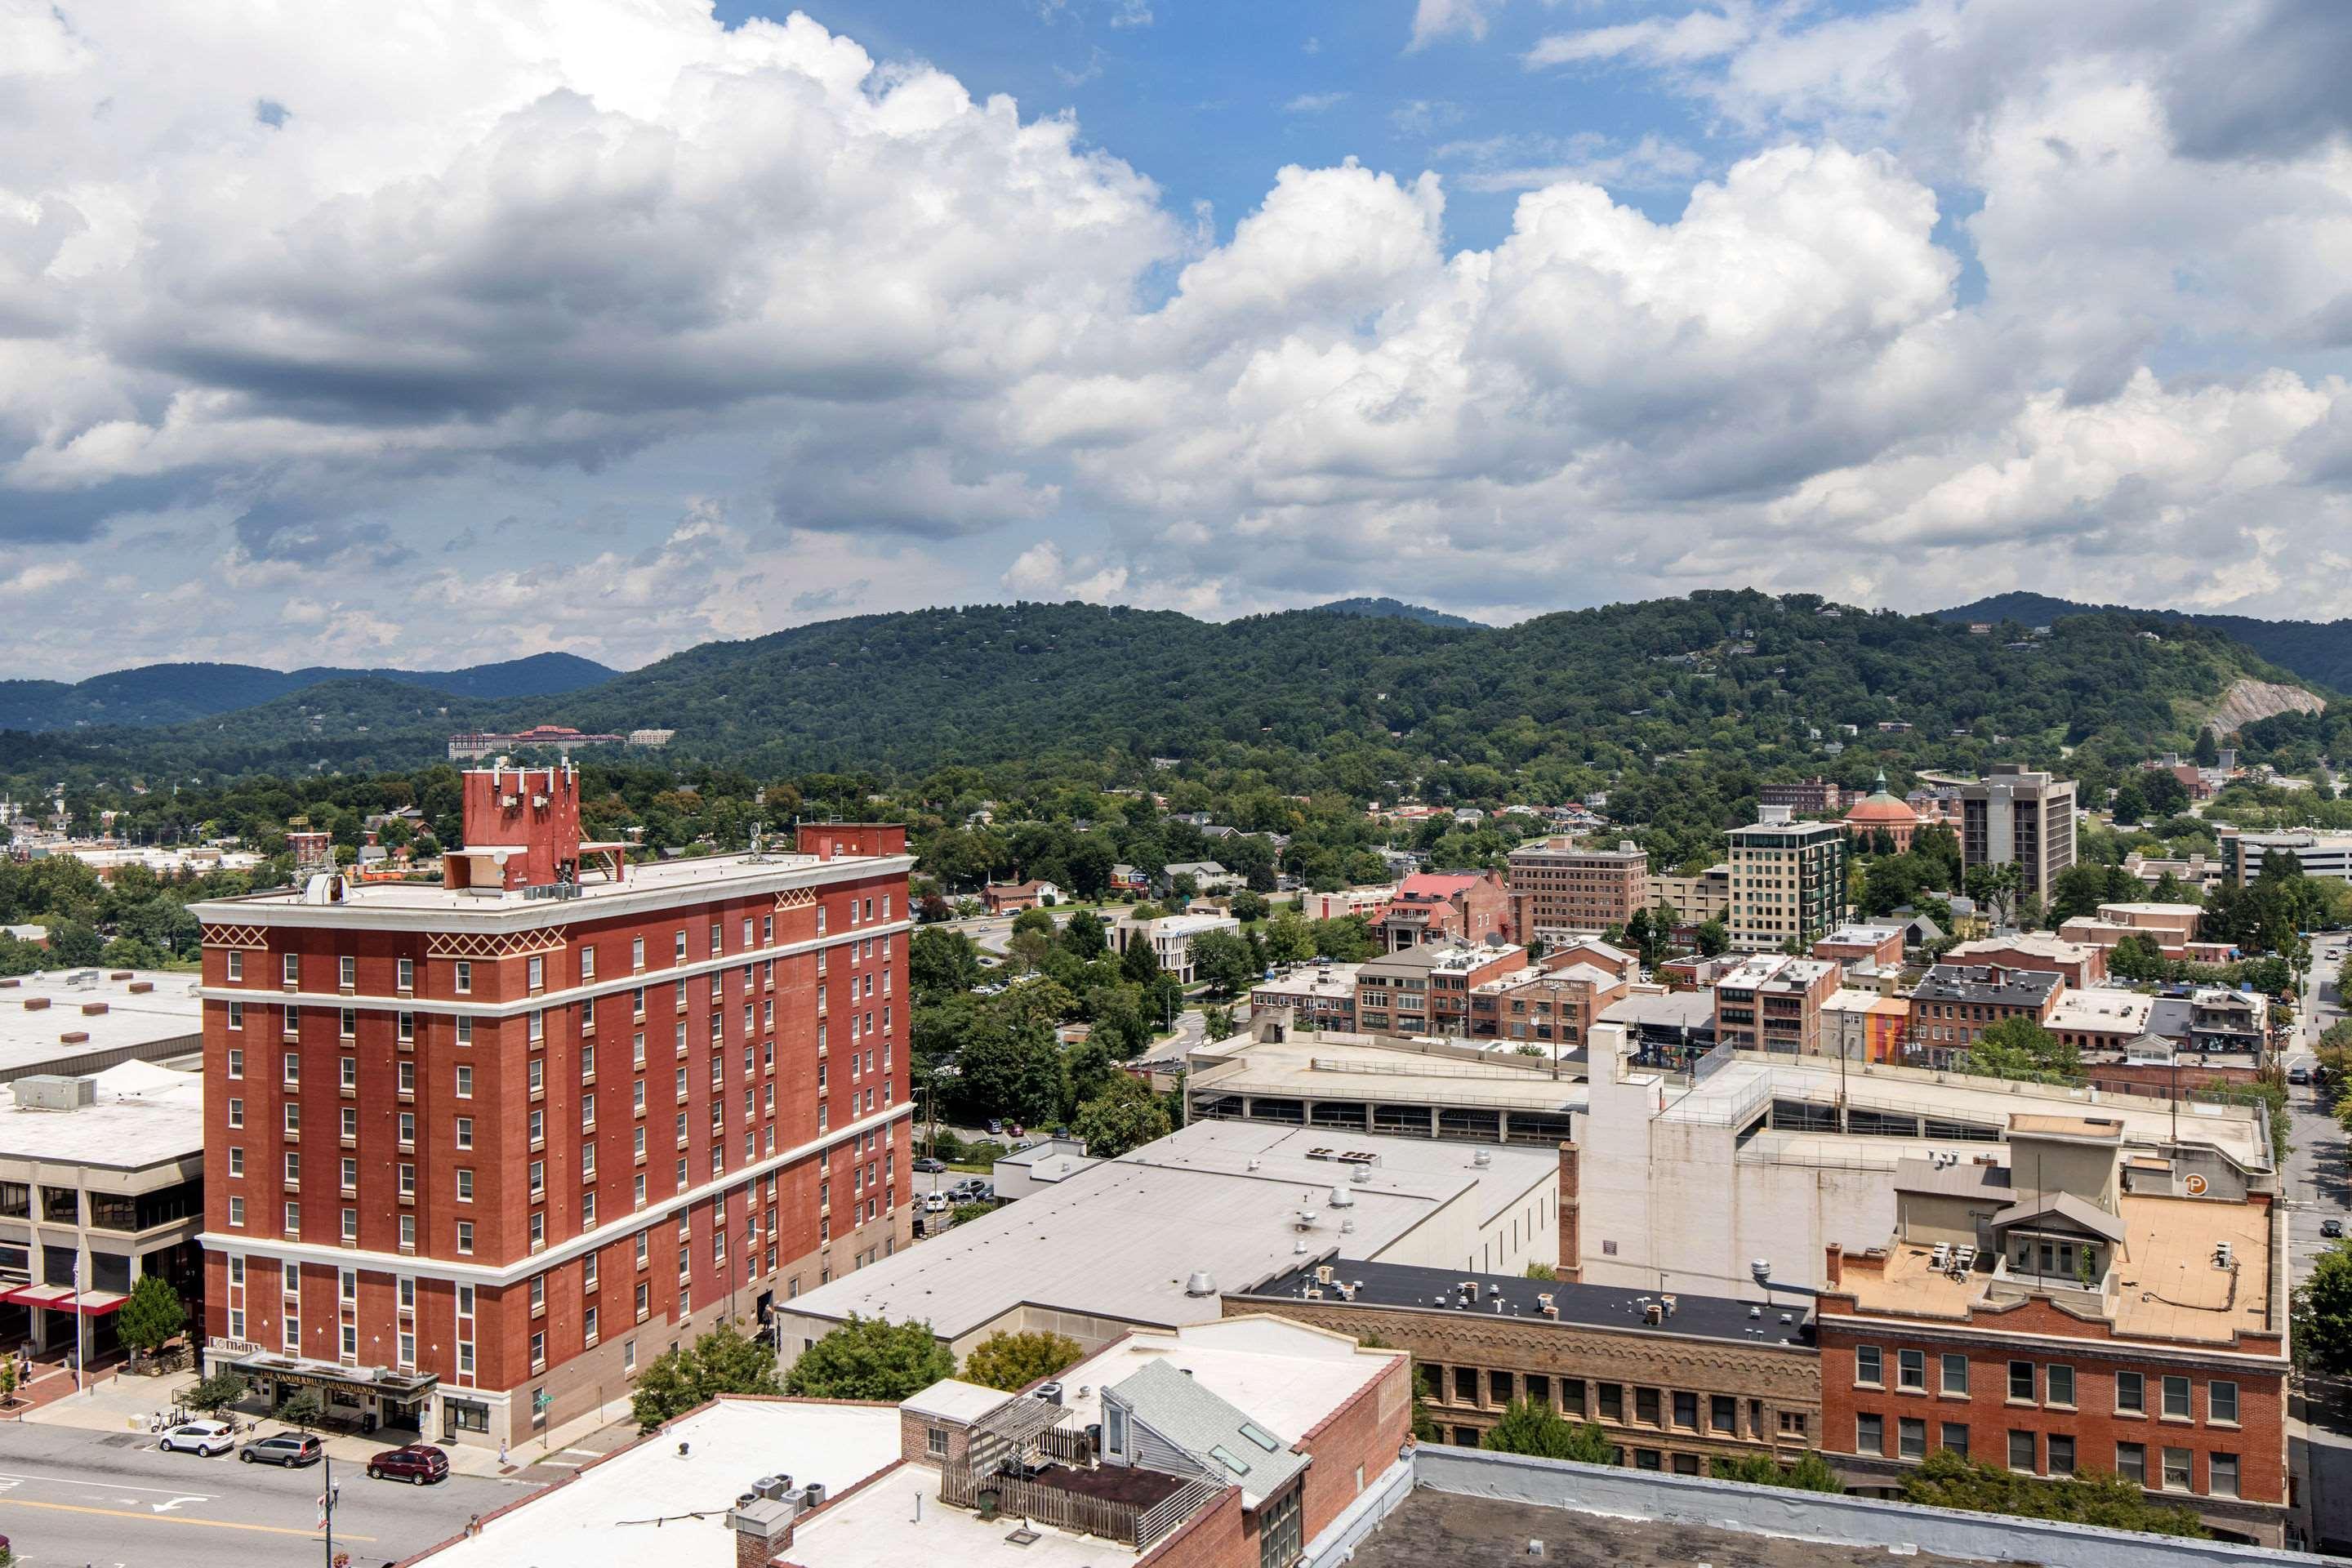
193;764;913;1447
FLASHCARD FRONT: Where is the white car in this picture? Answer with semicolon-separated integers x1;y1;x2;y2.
159;1419;236;1457
923;1192;949;1213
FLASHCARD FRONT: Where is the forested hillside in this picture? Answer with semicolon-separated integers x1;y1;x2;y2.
0;651;613;732
2;595;2316;860
1940;592;2352;693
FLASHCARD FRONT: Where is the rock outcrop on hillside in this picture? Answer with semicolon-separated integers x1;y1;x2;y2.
2207;678;2326;734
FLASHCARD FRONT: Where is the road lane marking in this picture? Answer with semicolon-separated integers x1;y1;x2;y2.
0;1497;374;1540
0;1470;217;1498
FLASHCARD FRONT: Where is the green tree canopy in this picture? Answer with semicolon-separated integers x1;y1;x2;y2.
1708;1452;1842;1491
633;1321;784;1431
2297;1237;2352;1377
955;1004;1067;1125
961;1330;1083;1392
1958;1015;2084;1086
1187;929;1257;996
1897;1449;2207;1538
118;1275;186;1362
780;1315;953;1404
1477;1398;1615;1463
1072;1075;1174;1158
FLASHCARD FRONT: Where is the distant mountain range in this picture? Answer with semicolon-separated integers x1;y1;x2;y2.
2;593;2317;791
0;651;616;733
1309;597;1484;630
1939;593;2352;693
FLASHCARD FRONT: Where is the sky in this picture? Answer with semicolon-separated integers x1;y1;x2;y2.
2;0;2350;678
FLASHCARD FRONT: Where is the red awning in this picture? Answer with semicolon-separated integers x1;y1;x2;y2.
1;1285;122;1316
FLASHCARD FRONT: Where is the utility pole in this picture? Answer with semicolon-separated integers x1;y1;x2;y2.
318;1451;341;1567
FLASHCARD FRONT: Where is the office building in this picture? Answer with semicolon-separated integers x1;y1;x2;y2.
1506;838;1649;944
1712;955;1843;1056
1353;940;1526;1038
191;763;913;1447
2219;826;2352;888
1959;764;2078;902
1726;810;1846;953
1652;863;1731;926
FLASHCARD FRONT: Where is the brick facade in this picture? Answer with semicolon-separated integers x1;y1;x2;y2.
194;773;915;1447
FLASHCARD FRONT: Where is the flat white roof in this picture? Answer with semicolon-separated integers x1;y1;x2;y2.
1190;1033;1584;1115
786;1121;1558;1341
0;969;201;1079
419;1398;901;1568
2047;988;2154;1032
786;1463;1139;1568
1059;1317;1397;1450
193;846;906;923
0;1059;205;1169
902;1379;1011;1424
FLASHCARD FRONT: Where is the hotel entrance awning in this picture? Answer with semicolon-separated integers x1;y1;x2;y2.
227;1352;438;1401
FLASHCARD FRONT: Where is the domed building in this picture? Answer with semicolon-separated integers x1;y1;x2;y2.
1844;770;1921;852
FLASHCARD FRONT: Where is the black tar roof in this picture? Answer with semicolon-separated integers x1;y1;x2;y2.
1234;1258;1815;1351
1910;963;2063;1006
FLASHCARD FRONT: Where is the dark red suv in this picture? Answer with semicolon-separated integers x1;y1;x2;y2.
366;1443;451;1485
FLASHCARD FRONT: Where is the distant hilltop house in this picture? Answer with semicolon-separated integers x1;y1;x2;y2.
446;724;669;760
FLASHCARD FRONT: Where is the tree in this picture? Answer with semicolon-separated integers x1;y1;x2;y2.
46;920;102;966
2297;1238;2352;1376
1203;1004;1237;1042
951;1201;996;1227
2109;778;2149;826
1120;932;1162;985
1058;909;1107;960
2192;728;2221;767
633;1321;786;1429
118;1275;186;1366
1695;917;1730;957
185;1367;250;1416
962;1330;1083;1392
1073;1075;1173;1158
1263;910;1316;965
1229;889;1268;924
1187;929;1257;996
1958;1015;2084;1085
278;1388;326;1431
909;926;982;1001
1010;906;1056;938
781;1314;954;1404
2140;768;2191;818
1897;1449;2207;1537
956;1005;1067;1125
1708;1452;1842;1491
1478;1398;1615;1463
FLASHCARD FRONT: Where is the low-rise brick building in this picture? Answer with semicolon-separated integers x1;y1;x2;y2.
1468;961;1628;1051
1506;837;1650;945
1354;940;1526;1038
1374;871;1511;953
1815;1114;2290;1546
1712;953;1843;1055
1229;1256;1821;1477
1904;963;2061;1058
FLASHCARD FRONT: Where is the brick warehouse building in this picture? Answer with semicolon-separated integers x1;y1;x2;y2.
1814;1114;2292;1547
191;764;914;1448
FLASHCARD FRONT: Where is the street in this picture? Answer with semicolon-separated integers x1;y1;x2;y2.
2291;935;2352;1552
0;1421;517;1568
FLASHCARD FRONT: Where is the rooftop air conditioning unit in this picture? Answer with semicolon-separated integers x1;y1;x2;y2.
754;1475;791;1501
1035;1382;1063;1406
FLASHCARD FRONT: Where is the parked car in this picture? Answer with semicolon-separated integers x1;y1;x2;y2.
367;1443;450;1485
912;1156;947;1174
1008;1123;1025;1138
987;1120;1004;1135
2292;1066;2313;1085
923;1192;948;1213
2325;1218;2344;1239
242;1433;324;1468
158;1419;236;1457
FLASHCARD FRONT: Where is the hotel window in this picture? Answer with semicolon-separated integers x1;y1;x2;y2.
398;1162;415;1198
399;1276;416;1312
1899;1418;1926;1460
399;1111;416;1147
398;956;414;991
283;1052;300;1086
634;1081;647;1116
340;1055;356;1091
399;1214;416;1251
529;1160;545;1198
2115;1370;2145;1414
227;951;245;982
2210;1382;2238;1424
397;1010;414;1043
456;1015;474;1046
457;1169;474;1202
227;1048;243;1080
2045;1364;2074;1409
1855;1414;1883;1455
674;929;688;963
455;1065;473;1098
581;947;597;982
453;960;472;995
339;956;355;991
2162;1375;2191;1420
634;1032;647;1068
528;956;544;992
2210;1452;2238;1498
529;1275;545;1314
283;953;301;987
582;1191;597;1227
283;1102;301;1135
228;1196;245;1227
228;1147;245;1177
399;1330;416;1367
582;1042;596;1080
528;1058;544;1096
635;1174;647;1209
530;1107;545;1146
583;1093;597;1130
2162;1447;2192;1491
1940;1423;1968;1458
2007;1430;2036;1473
764;913;775;943
531;1331;546;1371
2047;1435;2075;1476
583;996;598;1033
528;1009;545;1044
2007;1361;2034;1402
227;1000;244;1031
1897;1350;1925;1392
632;937;645;971
397;1061;415;1096
283;1152;301;1184
454;1116;472;1150
584;1306;599;1345
341;1207;358;1243
1939;1354;1968;1396
283;1200;301;1235
456;1220;474;1255
340;1157;357;1191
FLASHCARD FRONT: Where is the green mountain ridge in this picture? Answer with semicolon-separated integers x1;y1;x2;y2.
7;594;2317;800
1938;592;2352;694
0;651;616;733
1310;597;1484;629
